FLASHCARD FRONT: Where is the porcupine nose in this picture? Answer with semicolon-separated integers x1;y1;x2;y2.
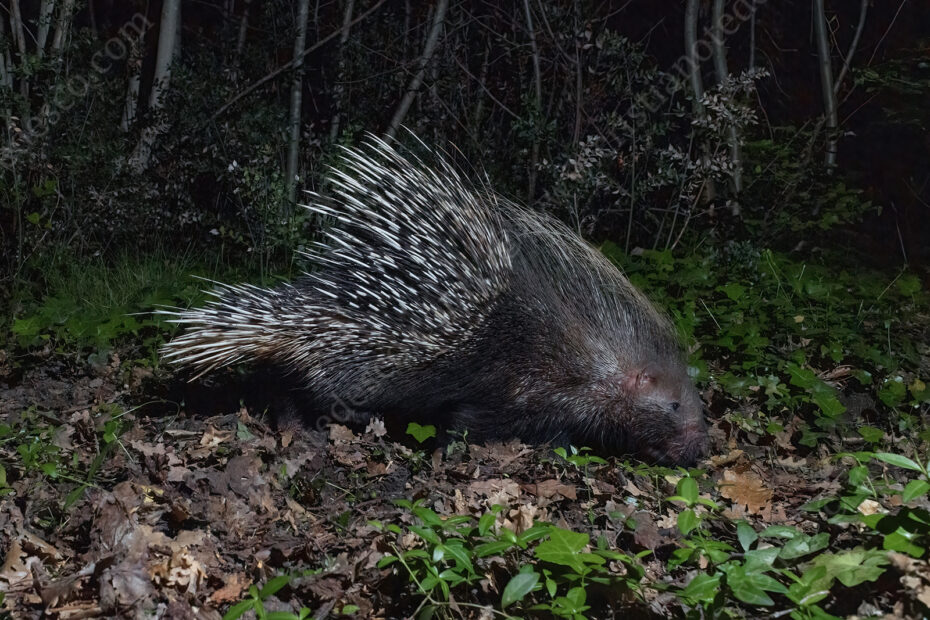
677;418;709;465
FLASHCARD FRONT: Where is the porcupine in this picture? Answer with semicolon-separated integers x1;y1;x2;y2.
160;137;708;465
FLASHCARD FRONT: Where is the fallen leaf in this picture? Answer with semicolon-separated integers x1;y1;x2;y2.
719;469;773;515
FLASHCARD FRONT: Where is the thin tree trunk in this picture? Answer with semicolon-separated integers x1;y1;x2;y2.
9;0;29;109
471;39;490;132
0;14;11;134
49;0;76;59
572;0;583;148
9;1;26;60
207;0;386;126
748;0;756;70
87;0;97;36
403;0;411;59
685;0;716;204
0;15;11;91
813;0;838;169
38;0;76;127
235;0;251;64
834;0;868;95
385;0;449;140
329;0;355;143
523;0;541;204
286;0;311;204
148;0;180;107
36;0;56;57
131;0;181;171
712;0;743;207
121;17;150;132
427;5;440;143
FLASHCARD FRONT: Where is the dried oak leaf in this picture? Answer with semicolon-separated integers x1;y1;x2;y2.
889;552;930;608
468;440;534;468
467;479;521;507
631;512;663;550
328;424;357;444
719;468;773;515
504;504;542;535
522;479;577;501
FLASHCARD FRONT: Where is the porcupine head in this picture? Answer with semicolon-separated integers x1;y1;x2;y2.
497;210;708;466
619;357;707;465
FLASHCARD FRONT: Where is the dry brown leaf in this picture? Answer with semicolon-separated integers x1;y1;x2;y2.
467;479;521;507
0;538;29;589
623;480;643;496
365;418;388;437
889;552;930;607
631;512;662;550
709;449;745;468
208;572;251;605
857;499;884;516
366;461;388;477
468;440;533;468
719;469;773;515
523;479;577;501
328;424;357;443
588;479;617;496
199;426;234;448
504;504;541;535
655;510;678;531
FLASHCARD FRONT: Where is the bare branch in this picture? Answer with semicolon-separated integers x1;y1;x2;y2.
286;0;311;204
813;0;838;169
833;0;868;94
385;0;449;140
523;0;541;203
208;0;387;126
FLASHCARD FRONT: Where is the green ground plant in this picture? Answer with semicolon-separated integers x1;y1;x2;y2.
0;403;130;517
603;244;929;450
374;499;649;619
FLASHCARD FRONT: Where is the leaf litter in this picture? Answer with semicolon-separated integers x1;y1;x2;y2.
0;352;927;618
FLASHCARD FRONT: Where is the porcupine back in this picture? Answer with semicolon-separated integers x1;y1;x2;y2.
160;137;707;465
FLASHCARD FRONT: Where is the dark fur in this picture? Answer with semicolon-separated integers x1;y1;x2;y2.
162;139;708;465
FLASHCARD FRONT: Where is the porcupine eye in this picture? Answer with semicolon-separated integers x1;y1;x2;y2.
671;401;681;412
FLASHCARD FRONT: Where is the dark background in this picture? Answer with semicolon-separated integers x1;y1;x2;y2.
1;0;928;293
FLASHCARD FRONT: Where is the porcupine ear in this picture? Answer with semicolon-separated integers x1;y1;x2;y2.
622;364;659;394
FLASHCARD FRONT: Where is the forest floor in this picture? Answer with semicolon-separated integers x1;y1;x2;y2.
0;346;927;619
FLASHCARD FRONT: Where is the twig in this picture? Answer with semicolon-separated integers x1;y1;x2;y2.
385;0;449;139
867;0;907;66
207;0;387;126
833;0;868;94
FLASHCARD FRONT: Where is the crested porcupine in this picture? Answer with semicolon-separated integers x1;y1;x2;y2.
160;137;707;465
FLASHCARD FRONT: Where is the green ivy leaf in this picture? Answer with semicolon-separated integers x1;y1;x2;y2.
812;549;890;587
878;377;908;407
723;565;777;606
680;572;721;604
406;422;437;443
873;452;923;472
259;575;292;598
11;316;41;338
737;521;758;552
501;571;539;608
677;476;699;505
857;426;885;444
778;532;830;560
678;509;698;536
744;547;780;572
882;529;925;557
535;528;603;573
902;480;930;503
